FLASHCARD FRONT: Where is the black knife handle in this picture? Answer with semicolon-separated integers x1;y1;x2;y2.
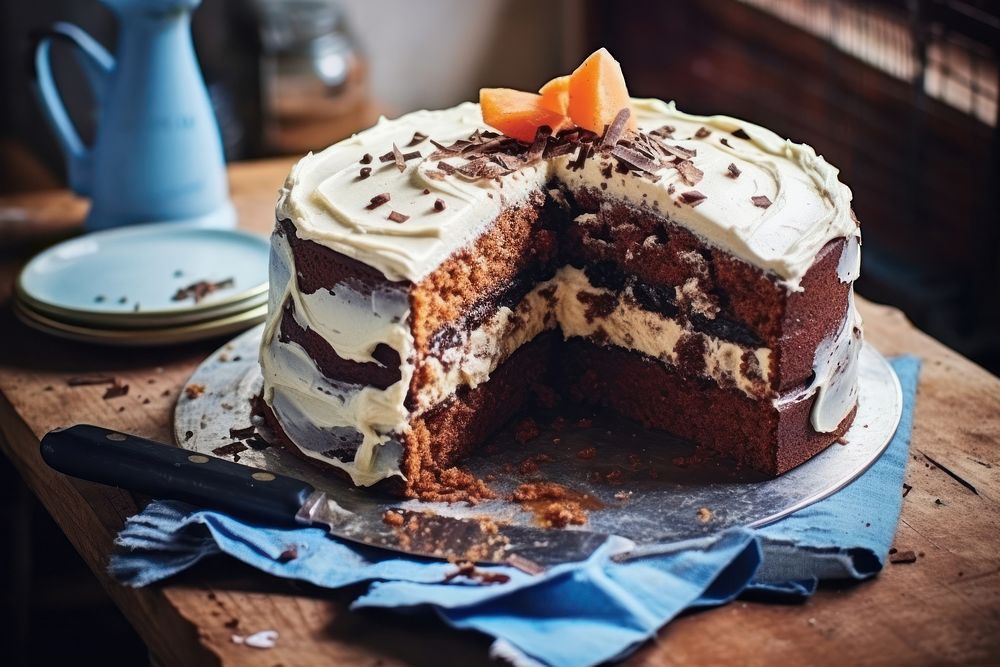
40;424;316;526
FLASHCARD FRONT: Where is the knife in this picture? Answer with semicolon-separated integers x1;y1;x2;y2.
40;424;610;569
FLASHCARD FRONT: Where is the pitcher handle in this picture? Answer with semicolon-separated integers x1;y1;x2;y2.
32;23;115;196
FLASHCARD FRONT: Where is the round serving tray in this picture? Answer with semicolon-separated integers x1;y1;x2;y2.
176;324;902;551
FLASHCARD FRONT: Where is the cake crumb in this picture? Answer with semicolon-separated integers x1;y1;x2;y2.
889;550;917;564
184;384;206;400
443;561;510;585
382;510;404;527
696;507;714;523
514;418;540;443
512;482;598;528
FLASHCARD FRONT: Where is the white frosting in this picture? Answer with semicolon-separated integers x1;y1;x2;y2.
277;99;859;289
259;230;415;486
263;98;863;485
777;291;863;432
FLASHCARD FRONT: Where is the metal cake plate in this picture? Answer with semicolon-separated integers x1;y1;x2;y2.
176;323;902;562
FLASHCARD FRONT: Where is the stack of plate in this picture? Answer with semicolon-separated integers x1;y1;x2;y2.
14;224;271;346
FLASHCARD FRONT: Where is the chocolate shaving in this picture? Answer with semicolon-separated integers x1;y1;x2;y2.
378;150;395;163
610;145;661;174
366;193;390;209
425;170;447;180
67;375;116;387
443;561;510;585
212;442;248;459
751;195;772;209
229;425;257;440
732;128;751;140
720;137;732;148
570;143;592;171
526;125;552;162
436;161;457;174
102;382;129;400
401;150;422;162
651;125;675;138
172;278;234;304
360;153;373;164
676;160;704;186
727;163;741;178
694;127;711;138
680;190;707;206
600;108;631;150
407;131;427;146
544;142;576;159
661;143;696;160
428;139;460;159
433;198;446;212
391;143;406;172
387;210;409;223
889;550;917;564
358;167;371;179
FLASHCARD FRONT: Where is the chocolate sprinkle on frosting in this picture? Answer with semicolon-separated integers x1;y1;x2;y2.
433;198;446;212
676;160;704;186
727;163;741;178
680;190;707;206
732;128;751;140
610;144;661;175
388;210;409;223
391;143;406;172
600;108;631;150
651;125;675;138
751;195;772;209
359;167;372;179
695;127;711;138
720;138;732;148
360;153;373;164
366;193;390;209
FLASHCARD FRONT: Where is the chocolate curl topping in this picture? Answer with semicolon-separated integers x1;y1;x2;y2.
680;190;707;206
600;108;631;150
391;143;406;172
366;193;390;209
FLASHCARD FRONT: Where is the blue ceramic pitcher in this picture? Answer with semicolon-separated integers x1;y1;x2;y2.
33;0;235;231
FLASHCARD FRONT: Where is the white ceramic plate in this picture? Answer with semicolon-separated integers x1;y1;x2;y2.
16;223;269;326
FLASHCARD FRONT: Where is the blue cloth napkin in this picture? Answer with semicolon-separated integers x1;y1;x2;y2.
110;356;920;667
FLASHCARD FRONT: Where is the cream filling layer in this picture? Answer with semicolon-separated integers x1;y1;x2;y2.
411;266;774;416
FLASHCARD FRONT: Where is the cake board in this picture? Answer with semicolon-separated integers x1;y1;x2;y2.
175;324;902;563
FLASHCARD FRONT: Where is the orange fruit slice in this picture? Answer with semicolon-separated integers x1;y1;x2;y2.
567;48;635;134
539;75;571;115
479;88;572;142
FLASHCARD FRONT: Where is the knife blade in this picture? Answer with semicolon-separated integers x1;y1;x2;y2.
40;424;609;569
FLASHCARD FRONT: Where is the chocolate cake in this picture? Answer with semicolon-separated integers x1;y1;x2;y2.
256;93;862;499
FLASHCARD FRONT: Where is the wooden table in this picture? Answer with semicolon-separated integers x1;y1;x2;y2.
1;160;998;666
